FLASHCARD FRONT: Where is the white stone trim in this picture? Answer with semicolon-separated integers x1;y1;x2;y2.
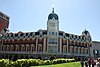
60;38;62;53
43;38;46;52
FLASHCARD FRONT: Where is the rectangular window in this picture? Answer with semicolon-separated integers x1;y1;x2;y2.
80;48;81;54
66;33;69;37
49;32;51;35
52;32;54;35
49;38;57;44
63;47;66;53
55;32;57;36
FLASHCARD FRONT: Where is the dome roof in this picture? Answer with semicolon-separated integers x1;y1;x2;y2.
48;8;59;20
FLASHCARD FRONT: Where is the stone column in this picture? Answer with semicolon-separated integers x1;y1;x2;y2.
60;38;62;53
70;46;72;55
67;39;68;53
36;38;38;52
43;38;46;52
74;47;76;54
78;47;80;56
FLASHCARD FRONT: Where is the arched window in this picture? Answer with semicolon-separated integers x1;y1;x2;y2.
72;47;74;53
68;46;70;53
6;45;9;51
74;47;76;54
70;46;72;54
38;44;42;52
26;44;30;51
3;45;5;51
21;44;25;51
79;48;81;54
63;45;66;53
68;39;70;45
1;45;3;51
31;44;34;52
82;48;85;54
72;40;74;45
16;45;19;51
76;47;78;54
10;45;14;51
86;49;88;54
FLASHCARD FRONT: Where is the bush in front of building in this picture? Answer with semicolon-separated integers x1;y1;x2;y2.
52;58;67;64
0;59;14;67
27;59;39;66
67;58;75;62
13;59;41;67
13;59;29;67
44;60;52;65
52;58;75;64
0;58;75;67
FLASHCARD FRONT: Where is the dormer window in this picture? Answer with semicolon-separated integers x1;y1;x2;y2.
11;34;13;37
20;33;23;37
66;33;69;37
15;34;18;37
35;32;39;35
30;32;33;36
26;33;28;36
75;35;77;38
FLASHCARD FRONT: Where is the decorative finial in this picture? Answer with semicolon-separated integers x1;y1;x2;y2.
52;7;54;13
52;4;55;13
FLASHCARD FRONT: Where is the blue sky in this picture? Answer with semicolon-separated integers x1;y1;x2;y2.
0;0;100;41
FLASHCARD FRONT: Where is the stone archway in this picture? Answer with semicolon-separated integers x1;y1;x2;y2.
50;56;56;60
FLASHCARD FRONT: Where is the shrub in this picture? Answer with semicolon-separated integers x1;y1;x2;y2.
0;59;14;67
0;58;75;67
52;59;57;64
67;58;75;62
51;58;66;64
44;60;52;65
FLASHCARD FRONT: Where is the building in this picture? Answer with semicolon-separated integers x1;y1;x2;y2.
0;8;92;60
92;41;100;59
0;11;9;34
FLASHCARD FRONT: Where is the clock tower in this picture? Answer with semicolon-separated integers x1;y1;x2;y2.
47;8;59;53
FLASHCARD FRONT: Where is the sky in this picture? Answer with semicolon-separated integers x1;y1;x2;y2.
0;0;100;41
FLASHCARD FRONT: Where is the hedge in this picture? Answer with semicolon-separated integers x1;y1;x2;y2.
0;58;75;67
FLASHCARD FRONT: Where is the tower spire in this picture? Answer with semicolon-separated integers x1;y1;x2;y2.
52;7;54;13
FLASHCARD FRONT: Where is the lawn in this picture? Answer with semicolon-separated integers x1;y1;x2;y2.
30;62;81;67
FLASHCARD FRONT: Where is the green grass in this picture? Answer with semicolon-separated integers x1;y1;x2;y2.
30;62;81;67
